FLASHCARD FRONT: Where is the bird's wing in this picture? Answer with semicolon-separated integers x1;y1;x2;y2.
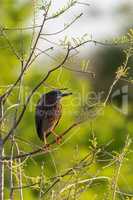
35;95;48;141
35;107;44;141
46;104;62;138
35;105;60;140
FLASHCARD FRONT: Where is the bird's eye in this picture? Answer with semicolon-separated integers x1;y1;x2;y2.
57;91;62;98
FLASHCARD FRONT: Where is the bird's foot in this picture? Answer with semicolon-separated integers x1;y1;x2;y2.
55;135;62;144
43;143;50;151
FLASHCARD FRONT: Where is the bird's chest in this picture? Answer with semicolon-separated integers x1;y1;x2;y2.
44;104;61;121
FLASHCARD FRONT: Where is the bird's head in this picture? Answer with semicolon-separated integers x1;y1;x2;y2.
44;89;72;106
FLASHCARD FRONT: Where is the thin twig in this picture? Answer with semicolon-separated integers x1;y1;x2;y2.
104;47;131;106
1;3;50;103
60;176;110;193
46;0;76;21
11;182;39;190
30;0;37;54
39;162;44;199
28;47;54;66
36;47;95;77
3;25;42;31
111;136;131;200
2;32;22;61
9;138;15;200
15;142;24;200
42;150;97;197
41;13;83;36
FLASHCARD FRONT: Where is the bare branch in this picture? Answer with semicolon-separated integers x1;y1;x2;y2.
3;25;42;31
2;32;22;61
46;0;77;20
42;150;97;196
11;182;40;190
28;47;54;66
41;13;83;36
1;2;51;103
63;66;95;77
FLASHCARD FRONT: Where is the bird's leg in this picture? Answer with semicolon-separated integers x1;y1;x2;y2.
43;135;50;150
51;130;62;144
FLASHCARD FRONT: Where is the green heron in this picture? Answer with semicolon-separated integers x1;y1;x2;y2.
35;89;72;145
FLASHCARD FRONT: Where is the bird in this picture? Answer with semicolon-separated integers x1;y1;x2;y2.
35;89;72;146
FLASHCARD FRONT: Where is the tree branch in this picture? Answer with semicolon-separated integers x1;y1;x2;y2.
3;121;82;160
1;3;50;103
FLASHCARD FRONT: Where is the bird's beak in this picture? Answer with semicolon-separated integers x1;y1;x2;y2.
61;92;72;97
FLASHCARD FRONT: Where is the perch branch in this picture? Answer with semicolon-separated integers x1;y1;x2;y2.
3;121;82;160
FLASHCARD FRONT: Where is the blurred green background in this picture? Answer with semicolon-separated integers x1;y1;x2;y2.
0;0;133;199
